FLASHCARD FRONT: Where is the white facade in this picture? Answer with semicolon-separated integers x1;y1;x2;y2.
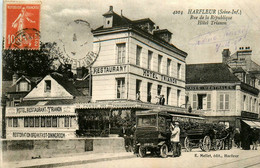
5;74;79;139
92;30;186;107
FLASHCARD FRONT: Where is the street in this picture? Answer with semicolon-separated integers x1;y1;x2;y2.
58;148;260;168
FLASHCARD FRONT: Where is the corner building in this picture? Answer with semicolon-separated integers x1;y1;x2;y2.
91;6;187;106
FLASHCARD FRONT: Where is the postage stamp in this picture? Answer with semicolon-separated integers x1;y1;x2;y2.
5;3;41;50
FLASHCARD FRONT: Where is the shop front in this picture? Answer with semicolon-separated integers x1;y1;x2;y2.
75;100;187;137
5;105;77;139
240;111;260;150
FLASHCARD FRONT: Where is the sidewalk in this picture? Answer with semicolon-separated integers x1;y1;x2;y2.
2;152;136;168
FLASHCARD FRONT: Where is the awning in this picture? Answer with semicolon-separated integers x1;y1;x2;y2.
170;114;205;120
252;121;260;128
242;120;260;129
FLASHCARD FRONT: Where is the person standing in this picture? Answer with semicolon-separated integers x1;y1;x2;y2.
171;121;181;157
136;91;140;101
160;95;165;105
147;91;152;103
252;128;259;150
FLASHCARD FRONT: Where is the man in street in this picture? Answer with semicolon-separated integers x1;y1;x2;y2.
171;121;181;157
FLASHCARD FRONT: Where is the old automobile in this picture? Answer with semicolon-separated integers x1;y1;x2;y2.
134;110;181;158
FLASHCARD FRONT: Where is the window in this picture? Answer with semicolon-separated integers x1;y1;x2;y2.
207;94;211;109
252;99;256;112
8;118;12;127
148;51;153;70
192;94;197;109
158;55;163;73
65;117;70;127
177;63;181;79
157;85;162;96
41;117;45;127
136;80;142;100
167;59;171;76
19;81;28;91
29;117;34;127
249;97;252;112
44;80;51;92
35;117;40;127
116;78;125;99
117;43;126;64
147;83;152;102
136;45;142;66
13;118;18;127
197;94;206;110
177;89;181;106
24;118;29;127
52;117;58;127
219;94;229;110
46;117;52;127
167;87;171;105
243;95;246;111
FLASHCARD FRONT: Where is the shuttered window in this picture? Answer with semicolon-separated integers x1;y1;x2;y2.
219;94;229;110
192;94;197;109
207;94;211;109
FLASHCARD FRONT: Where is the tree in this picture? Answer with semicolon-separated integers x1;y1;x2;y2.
2;42;61;80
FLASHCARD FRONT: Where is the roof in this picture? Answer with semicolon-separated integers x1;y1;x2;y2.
132;18;155;25
154;29;172;35
93;7;187;57
7;75;42;93
186;63;241;84
232;67;245;73
73;80;89;88
50;73;84;96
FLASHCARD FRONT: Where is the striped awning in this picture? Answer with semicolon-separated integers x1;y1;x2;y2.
242;120;260;129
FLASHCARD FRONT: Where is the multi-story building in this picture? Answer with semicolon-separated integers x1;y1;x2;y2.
186;48;260;132
91;6;187;105
4;6;190;139
75;6;189;135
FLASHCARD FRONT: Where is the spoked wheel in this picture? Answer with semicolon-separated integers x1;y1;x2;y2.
138;146;146;158
184;137;192;152
215;139;222;150
203;136;211;152
160;144;168;158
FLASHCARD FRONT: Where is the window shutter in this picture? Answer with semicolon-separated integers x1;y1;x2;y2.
219;94;224;110
207;94;211;109
192;94;197;109
225;94;229;110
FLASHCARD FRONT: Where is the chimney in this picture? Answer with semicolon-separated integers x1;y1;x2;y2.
109;6;113;12
12;73;18;84
222;49;230;64
153;29;172;43
77;67;83;79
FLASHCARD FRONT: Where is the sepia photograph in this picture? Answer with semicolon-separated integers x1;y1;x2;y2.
1;0;260;167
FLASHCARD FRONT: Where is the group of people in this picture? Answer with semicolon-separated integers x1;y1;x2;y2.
235;127;259;150
136;91;165;105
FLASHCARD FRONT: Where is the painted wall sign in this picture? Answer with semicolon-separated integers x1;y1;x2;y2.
12;132;66;138
92;65;127;74
6;106;74;115
143;69;177;84
186;85;236;90
17;106;62;113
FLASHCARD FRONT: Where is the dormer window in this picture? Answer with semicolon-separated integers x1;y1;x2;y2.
45;80;51;92
19;81;28;91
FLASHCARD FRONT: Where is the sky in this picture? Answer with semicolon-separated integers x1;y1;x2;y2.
3;0;260;65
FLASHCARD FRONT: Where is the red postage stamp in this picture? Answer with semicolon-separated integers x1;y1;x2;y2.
5;4;41;50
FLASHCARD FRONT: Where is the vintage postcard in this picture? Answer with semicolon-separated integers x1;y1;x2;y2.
1;0;260;168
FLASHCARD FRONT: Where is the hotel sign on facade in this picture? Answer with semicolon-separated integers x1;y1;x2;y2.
186;85;236;90
6;105;75;116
